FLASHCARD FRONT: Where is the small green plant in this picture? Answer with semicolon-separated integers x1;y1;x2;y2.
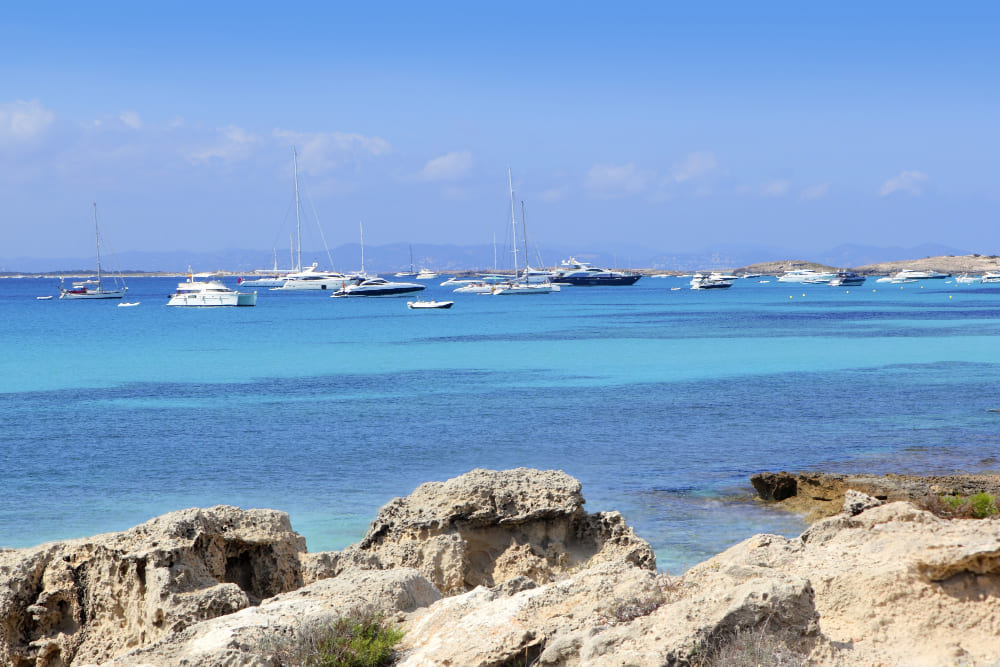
257;606;404;667
918;492;999;519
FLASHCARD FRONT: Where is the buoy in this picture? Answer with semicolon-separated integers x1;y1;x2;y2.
846;290;850;294
802;293;806;297
789;295;793;299
949;295;953;299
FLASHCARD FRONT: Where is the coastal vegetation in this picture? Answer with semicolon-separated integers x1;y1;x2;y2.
257;607;403;667
919;491;999;519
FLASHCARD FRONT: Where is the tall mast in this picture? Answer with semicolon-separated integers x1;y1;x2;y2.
520;200;529;276
359;221;366;276
493;232;497;271
92;202;102;288
507;168;518;278
292;146;302;271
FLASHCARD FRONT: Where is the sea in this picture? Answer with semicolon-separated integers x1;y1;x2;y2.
2;274;999;573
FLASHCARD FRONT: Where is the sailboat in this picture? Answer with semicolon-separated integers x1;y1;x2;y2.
395;245;418;277
277;146;357;291
493;169;558;296
59;203;128;300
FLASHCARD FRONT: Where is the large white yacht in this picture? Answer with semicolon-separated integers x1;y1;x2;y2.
776;269;835;283
892;269;951;281
689;272;734;290
552;257;641;286
167;275;257;307
276;263;359;291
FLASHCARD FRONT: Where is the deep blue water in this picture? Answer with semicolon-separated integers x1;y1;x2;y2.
2;275;999;572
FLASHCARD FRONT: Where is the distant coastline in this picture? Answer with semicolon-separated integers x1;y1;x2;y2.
4;252;999;279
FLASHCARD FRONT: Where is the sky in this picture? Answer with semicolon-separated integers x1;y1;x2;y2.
1;1;998;264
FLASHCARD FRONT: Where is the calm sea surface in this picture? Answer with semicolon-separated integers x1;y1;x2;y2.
2;275;999;572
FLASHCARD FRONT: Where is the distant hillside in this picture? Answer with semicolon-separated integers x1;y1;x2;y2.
738;254;1000;276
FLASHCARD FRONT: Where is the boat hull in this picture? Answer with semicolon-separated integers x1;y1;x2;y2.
167;292;257;307
59;289;125;299
556;275;641;286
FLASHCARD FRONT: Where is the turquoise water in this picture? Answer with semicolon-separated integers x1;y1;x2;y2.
2;276;999;572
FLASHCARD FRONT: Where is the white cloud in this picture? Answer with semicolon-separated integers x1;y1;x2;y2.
585;162;651;198
415;150;473;182
760;180;790;197
0;99;55;143
273;129;391;174
879;170;928;197
800;182;831;200
188;125;258;164
119;110;143;130
540;186;569;202
672;151;717;183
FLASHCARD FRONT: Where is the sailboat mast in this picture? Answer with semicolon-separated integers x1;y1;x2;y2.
520;200;530;278
360;221;366;276
507;168;518;278
92;202;103;287
292;146;302;271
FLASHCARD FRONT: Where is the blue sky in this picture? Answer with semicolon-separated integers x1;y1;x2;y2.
1;2;998;262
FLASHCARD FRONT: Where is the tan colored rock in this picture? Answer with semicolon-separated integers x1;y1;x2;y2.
98;567;440;667
303;468;656;594
0;506;306;667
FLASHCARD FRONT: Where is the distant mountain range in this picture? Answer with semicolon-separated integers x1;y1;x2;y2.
0;242;973;274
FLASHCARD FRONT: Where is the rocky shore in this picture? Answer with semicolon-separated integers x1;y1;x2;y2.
3;467;1000;666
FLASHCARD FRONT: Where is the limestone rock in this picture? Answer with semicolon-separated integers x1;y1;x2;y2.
305;468;656;594
842;489;884;516
0;506;306;667
100;568;440;667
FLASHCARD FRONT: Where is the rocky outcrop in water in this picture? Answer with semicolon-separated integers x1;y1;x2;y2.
5;469;1000;666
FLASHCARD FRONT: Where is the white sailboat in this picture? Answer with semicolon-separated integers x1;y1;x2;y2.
59;203;128;300
493;169;558;296
277;147;356;291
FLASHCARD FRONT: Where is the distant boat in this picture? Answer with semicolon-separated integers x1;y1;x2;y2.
36;295;53;300
331;277;425;297
954;273;979;284
416;269;439;280
776;269;834;284
395;245;418;277
892;269;951;281
828;271;866;287
689;272;734;290
117;301;141;307
981;272;1000;284
552;257;641;286
407;300;453;309
167;272;257;307
59;203;128;300
492;170;560;295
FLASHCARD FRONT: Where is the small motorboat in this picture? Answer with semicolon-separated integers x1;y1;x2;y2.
36;295;53;300
118;301;141;307
407;300;454;309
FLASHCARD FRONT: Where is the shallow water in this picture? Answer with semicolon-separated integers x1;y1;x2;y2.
2;276;998;572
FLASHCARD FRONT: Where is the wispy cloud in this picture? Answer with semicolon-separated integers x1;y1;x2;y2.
540;186;569;202
119;111;143;130
0;99;55;144
585;162;651;198
800;182;830;200
188;125;258;164
879;170;928;197
415;150;473;182
273;129;391;174
672;151;717;183
760;180;791;197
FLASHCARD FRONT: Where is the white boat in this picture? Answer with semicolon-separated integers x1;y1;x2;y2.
238;248;293;287
277;262;358;291
167;273;257;307
954;273;980;284
828;271;866;287
453;281;498;294
981;272;1000;284
36;295;53;300
416;269;439;280
491;169;559;296
395;245;418;277
892;269;951;281
689;272;734;290
407;300;453;309
117;301;141;307
59;203;128;300
776;269;835;283
331;277;425;297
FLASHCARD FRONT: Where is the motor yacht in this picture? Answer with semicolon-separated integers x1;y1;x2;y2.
892;269;951;281
828;271;866;287
277;263;359;291
331;277;425;297
689;272;734;290
167;275;257;306
552;257;641;286
777;269;835;283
